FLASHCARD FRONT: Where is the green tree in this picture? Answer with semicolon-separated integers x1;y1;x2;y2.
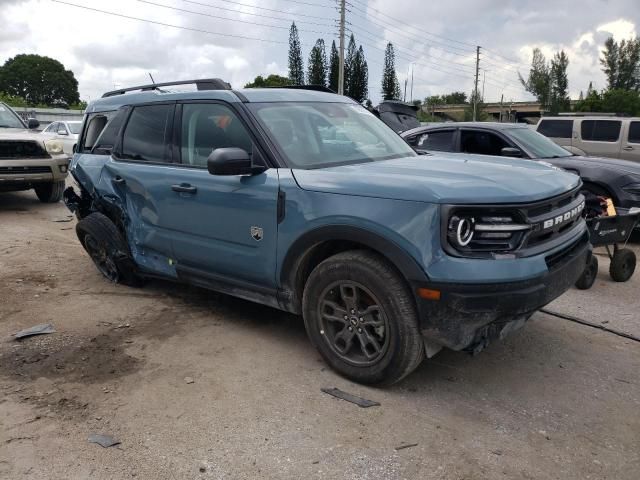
575;88;640;116
307;39;327;87
244;74;291;88
344;34;357;97
288;22;304;85
0;54;80;106
328;41;339;92
464;90;488;121
550;50;570;113
600;37;640;90
381;42;401;100
519;48;551;110
346;44;368;103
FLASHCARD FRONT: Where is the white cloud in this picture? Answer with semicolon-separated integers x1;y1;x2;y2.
0;0;638;104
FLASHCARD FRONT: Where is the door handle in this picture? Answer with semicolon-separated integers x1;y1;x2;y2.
171;183;197;194
623;146;634;151
112;176;126;185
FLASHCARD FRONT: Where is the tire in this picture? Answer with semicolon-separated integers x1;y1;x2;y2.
302;250;424;385
609;248;636;282
575;255;598;290
76;212;143;287
34;180;65;203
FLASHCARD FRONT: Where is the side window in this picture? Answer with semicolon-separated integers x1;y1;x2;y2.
537;119;573;138
82;114;110;152
45;122;57;133
581;120;621;142
461;130;509;156
58;123;68;134
121;104;173;162
92;109;128;155
180;103;253;168
628;121;640;143
414;130;456;152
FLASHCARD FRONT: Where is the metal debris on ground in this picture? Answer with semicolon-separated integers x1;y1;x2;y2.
321;388;380;408
52;218;73;223
395;443;418;451
88;434;120;448
184;377;195;384
13;324;56;340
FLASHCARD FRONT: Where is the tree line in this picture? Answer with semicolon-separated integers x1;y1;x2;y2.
245;22;403;104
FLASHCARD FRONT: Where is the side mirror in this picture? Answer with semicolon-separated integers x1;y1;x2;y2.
501;147;522;158
207;147;265;176
27;118;40;129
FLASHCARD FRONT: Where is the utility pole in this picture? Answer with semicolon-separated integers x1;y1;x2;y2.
338;0;346;95
499;93;504;122
410;64;414;102
473;45;480;121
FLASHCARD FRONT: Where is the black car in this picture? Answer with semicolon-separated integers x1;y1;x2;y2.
401;122;640;209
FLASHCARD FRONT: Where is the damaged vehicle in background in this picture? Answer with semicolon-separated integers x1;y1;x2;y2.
65;79;589;385
0;102;70;202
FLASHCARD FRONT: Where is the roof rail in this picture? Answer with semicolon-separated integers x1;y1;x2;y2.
266;85;336;94
556;112;620;117
102;78;231;98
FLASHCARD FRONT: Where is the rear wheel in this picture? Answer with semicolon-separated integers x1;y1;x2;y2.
609;248;636;282
34;180;65;203
76;212;143;287
302;250;424;385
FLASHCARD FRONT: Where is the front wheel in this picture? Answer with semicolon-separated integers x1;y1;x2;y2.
302;250;424;385
34;180;65;203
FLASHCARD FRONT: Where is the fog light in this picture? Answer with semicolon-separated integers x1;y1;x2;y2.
59;165;68;173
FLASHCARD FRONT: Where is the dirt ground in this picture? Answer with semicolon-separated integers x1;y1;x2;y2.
1;187;639;480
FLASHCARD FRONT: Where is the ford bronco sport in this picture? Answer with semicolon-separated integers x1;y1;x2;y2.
0;102;70;202
65;79;590;385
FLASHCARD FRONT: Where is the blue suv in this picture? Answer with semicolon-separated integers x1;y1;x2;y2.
65;79;590;385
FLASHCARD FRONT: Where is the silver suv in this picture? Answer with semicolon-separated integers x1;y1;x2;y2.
536;115;640;163
0;102;70;202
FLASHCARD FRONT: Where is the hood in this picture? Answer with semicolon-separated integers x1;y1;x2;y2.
0;127;45;143
567;155;640;175
292;153;581;204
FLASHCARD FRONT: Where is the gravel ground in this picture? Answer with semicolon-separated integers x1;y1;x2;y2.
1;188;639;480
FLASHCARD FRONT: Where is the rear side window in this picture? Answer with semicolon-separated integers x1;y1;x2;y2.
121;104;173;162
581;120;621;142
412;130;456;152
92;109;128;155
628;121;640;143
537;119;572;138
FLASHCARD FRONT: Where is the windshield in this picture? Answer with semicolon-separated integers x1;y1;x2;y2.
506;127;572;159
249;102;417;168
0;103;25;129
68;122;82;134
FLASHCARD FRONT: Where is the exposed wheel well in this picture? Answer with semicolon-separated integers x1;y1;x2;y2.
581;181;617;204
285;239;413;315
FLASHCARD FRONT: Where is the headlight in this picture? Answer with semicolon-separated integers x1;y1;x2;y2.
622;183;640;196
45;140;64;154
444;208;531;256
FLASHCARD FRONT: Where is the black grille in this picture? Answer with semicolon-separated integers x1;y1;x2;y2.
0;141;49;159
545;232;589;270
524;188;584;248
0;166;52;174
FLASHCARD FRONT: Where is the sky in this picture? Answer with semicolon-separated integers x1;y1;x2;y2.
0;0;638;105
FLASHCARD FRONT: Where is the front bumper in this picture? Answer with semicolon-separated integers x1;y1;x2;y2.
415;231;590;353
0;155;70;186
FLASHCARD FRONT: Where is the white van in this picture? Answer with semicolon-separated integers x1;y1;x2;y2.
536;116;640;162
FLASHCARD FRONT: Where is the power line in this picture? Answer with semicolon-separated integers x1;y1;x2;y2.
181;0;335;27
137;0;334;36
51;1;291;44
348;0;476;49
182;0;331;21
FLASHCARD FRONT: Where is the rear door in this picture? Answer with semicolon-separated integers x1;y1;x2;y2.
166;101;280;289
620;120;640;162
577;119;623;158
